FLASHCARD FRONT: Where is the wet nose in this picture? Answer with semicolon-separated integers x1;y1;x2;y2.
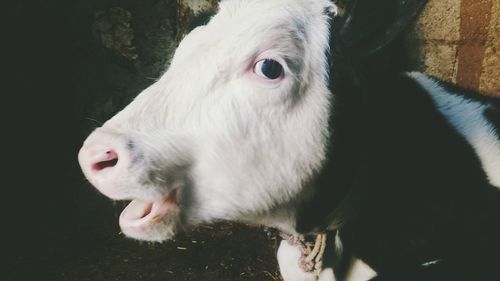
78;130;130;198
91;149;119;172
78;144;122;175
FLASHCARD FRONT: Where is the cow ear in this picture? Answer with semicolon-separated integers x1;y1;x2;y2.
336;0;427;57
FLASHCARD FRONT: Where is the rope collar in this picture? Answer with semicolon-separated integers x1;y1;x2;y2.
279;231;328;276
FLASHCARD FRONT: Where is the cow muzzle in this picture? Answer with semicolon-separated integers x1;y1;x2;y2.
78;128;182;241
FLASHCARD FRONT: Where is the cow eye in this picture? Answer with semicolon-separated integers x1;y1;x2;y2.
254;59;283;80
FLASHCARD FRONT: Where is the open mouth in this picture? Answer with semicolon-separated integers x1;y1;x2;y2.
118;190;178;240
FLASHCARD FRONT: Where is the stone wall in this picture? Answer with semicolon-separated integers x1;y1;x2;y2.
74;0;219;134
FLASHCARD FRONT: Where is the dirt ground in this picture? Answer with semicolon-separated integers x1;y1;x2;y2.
56;223;283;281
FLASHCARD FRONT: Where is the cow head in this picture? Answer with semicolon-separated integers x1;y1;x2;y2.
79;0;337;242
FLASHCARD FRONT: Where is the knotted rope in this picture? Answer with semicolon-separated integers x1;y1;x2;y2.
279;232;328;276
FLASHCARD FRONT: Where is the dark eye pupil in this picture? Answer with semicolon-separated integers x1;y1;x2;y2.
261;59;283;79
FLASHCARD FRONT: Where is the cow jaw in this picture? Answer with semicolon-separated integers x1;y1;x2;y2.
119;189;181;242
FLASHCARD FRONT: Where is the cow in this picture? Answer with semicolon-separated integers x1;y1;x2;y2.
78;0;500;280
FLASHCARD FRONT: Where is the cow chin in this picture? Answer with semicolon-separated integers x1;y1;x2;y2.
118;190;182;242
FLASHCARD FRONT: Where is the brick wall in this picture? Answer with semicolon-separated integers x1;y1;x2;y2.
410;0;499;96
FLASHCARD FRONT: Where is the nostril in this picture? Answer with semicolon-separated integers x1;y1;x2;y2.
92;150;119;172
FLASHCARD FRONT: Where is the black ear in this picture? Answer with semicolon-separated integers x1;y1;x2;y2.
337;0;427;57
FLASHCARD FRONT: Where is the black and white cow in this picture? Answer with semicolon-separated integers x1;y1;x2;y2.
78;0;500;280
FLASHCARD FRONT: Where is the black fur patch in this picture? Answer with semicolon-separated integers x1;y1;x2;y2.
299;70;500;279
301;2;500;279
346;74;499;277
296;8;368;234
338;0;427;57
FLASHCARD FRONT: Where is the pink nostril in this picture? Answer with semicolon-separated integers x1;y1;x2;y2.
92;150;119;172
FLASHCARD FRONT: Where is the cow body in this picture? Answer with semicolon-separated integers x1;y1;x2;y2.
78;0;500;280
305;72;500;280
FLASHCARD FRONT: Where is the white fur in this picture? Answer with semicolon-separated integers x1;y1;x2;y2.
277;240;324;281
79;0;342;278
318;268;337;281
277;240;337;281
344;258;377;281
408;72;500;188
80;0;337;241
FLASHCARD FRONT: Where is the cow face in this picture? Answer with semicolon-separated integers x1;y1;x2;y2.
78;0;336;241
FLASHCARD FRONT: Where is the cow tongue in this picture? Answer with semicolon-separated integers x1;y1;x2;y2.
120;200;154;220
119;192;178;228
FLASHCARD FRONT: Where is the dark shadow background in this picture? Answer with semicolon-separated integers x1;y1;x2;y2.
5;0;176;279
4;1;283;280
5;0;126;279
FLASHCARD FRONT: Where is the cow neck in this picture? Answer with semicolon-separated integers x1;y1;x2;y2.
295;52;373;234
296;92;370;234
